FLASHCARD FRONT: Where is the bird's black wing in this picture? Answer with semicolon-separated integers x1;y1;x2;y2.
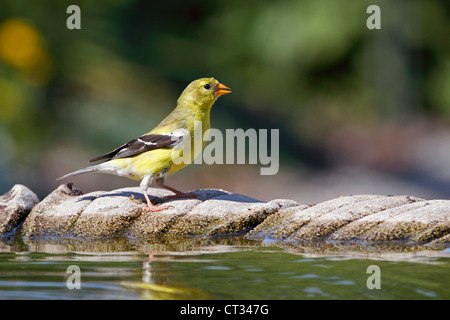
88;134;182;163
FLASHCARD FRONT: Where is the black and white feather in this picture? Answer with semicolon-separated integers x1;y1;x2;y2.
89;133;183;163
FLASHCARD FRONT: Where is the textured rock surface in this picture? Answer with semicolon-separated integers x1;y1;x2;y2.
248;195;450;245
0;184;39;235
2;183;449;245
22;184;298;238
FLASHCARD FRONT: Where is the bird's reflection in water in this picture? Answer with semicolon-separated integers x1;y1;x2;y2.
121;251;212;300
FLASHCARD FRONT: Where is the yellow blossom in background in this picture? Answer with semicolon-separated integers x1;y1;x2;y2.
0;18;52;85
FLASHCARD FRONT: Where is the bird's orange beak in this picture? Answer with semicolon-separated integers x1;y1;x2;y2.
215;83;231;97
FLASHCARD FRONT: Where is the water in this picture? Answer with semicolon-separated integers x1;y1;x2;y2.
0;236;449;300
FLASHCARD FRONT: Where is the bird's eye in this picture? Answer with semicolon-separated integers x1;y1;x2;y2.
203;84;211;90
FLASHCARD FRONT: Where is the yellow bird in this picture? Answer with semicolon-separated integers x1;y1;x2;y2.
58;78;231;211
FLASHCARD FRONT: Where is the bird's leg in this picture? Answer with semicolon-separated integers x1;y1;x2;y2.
156;177;198;200
140;175;173;212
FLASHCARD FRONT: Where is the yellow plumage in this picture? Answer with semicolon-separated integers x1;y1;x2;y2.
58;77;231;211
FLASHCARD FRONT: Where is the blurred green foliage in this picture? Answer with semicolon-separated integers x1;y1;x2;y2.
0;0;449;198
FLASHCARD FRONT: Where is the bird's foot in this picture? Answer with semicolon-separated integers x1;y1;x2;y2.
141;204;174;213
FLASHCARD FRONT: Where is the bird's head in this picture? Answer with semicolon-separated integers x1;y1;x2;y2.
178;77;231;110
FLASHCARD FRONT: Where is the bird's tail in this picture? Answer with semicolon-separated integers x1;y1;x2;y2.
57;163;110;181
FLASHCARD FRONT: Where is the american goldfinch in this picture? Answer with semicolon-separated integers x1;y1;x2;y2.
58;77;231;211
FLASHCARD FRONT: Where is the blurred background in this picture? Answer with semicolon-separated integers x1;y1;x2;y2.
0;0;449;204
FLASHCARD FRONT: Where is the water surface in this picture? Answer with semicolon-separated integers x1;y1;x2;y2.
0;236;448;299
